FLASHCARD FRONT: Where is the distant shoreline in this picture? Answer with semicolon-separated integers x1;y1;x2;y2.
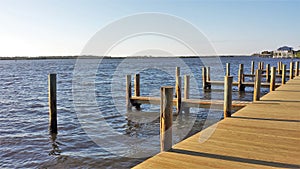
0;55;252;60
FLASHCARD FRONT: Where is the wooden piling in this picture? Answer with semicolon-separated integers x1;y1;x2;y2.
160;86;173;152
282;64;286;84
184;75;190;100
175;67;180;98
206;67;211;82
289;62;294;80
295;61;299;76
270;67;276;91
176;76;182;115
126;75;132;110
277;62;281;74
251;61;254;75
261;62;264;70
238;64;245;91
184;75;190;113
134;74;141;110
202;67;207;90
224;76;233;118
206;67;211;89
253;69;262;101
226;63;230;76
266;64;270;82
48;74;57;134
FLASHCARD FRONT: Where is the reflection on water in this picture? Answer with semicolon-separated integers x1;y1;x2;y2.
49;133;61;156
0;57;297;168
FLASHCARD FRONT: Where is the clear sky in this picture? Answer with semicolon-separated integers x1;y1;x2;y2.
0;0;299;56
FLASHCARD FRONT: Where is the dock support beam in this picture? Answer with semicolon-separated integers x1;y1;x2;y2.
48;74;57;134
295;61;299;77
261;62;264;70
277;62;281;74
126;75;132;110
184;75;190;100
184;75;190;113
202;67;210;90
160;86;173;152
266;64;270;82
238;64;245;91
253;70;262;101
251;61;254;75
175;67;181;97
134;74;141;110
289;62;294;80
176;76;182;115
226;63;230;76
282;64;286;84
224;76;233;118
270;67;276;91
206;67;211;82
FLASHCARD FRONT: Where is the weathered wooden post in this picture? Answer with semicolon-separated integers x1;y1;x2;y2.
48;74;57;134
261;62;264;70
253;69;262;101
134;74;141;110
126;75;132;110
184;75;190;113
206;67;211;81
282;64;286;84
176;76;182;115
184;75;190;100
251;61;255;75
266;64;270;82
289;62;294;80
206;67;211;89
160;86;173;152
202;67;207;90
226;63;230;76
295;61;299;76
270;67;276;91
238;64;245;91
277;62;281;74
175;67;180;97
224;76;233;118
258;62;262;70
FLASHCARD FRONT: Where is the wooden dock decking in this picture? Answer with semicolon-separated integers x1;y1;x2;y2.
133;76;300;168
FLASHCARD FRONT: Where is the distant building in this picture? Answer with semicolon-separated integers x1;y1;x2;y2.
273;46;294;58
260;51;273;57
295;50;300;58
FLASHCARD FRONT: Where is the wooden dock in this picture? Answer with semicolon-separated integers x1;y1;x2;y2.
133;76;300;168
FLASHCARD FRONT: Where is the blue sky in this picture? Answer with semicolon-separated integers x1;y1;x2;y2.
0;0;299;56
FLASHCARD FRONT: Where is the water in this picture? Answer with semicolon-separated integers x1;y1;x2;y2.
0;56;297;168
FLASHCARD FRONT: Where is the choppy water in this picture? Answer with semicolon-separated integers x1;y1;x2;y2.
0;56;297;168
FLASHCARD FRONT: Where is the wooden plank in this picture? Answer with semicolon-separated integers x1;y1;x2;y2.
207;81;281;88
131;96;250;108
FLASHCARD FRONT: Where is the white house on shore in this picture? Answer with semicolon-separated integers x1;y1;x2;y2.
273;46;294;58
